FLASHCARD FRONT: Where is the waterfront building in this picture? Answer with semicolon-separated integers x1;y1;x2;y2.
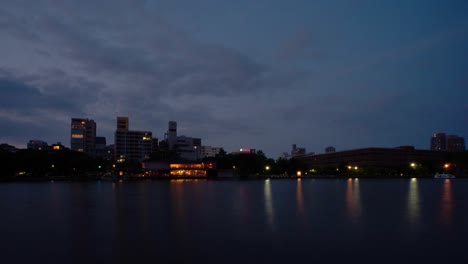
115;117;153;162
27;140;48;150
70;118;96;152
201;146;222;158
142;161;216;177
294;146;453;171
430;132;465;152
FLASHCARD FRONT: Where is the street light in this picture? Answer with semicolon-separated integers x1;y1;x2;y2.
265;165;270;171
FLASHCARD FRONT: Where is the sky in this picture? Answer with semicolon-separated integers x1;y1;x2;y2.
1;0;467;158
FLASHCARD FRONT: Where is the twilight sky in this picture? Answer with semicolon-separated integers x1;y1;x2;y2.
1;0;467;158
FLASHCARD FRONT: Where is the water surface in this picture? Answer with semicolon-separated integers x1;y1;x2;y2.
1;179;467;263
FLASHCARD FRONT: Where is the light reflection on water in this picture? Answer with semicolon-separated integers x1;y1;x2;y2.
296;178;304;219
1;179;467;263
440;179;453;226
264;179;275;231
345;178;361;223
407;178;420;228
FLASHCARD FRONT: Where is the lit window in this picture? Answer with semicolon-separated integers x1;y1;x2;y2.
72;134;84;139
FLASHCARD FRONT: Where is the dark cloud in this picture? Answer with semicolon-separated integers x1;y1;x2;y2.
0;0;467;156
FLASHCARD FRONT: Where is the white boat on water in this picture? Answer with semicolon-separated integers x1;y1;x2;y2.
434;173;456;179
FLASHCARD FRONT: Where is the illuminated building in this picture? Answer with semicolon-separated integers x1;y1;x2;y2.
142;162;216;177
27;140;48;150
431;133;465;152
115;117;153;161
70;118;96;152
50;142;65;151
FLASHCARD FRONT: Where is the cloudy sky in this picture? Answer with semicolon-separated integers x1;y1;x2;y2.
1;0;467;157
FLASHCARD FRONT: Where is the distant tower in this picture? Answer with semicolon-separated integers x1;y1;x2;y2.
430;133;446;151
325;146;336;153
167;121;177;149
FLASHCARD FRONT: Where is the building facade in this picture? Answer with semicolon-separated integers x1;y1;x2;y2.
431;132;465;152
164;121;202;161
201;146;222;158
70;118;96;152
115;117;153;162
294;146;453;171
446;135;465;152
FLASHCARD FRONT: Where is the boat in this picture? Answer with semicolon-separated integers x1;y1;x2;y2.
434;173;456;179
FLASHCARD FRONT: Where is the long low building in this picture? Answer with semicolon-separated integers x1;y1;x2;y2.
293;146;456;171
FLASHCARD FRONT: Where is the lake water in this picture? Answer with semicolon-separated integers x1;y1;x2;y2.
0;178;467;263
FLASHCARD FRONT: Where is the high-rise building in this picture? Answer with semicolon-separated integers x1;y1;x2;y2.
166;121;177;149
117;117;129;131
446;135;465;152
115;117;153;162
431;133;465;152
71;118;96;152
163;121;202;161
430;133;446;151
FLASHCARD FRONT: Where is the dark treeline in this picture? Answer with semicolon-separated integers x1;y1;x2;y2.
0;149;111;180
2;147;467;180
0;147;306;180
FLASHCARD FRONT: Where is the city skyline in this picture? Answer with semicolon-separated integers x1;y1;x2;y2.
1;1;467;157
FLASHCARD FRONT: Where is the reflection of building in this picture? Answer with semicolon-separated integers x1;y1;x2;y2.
295;146;451;170
115;117;153;162
292;144;306;157
70;118;96;152
431;133;465;152
201;146;222;158
27;140;48;150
